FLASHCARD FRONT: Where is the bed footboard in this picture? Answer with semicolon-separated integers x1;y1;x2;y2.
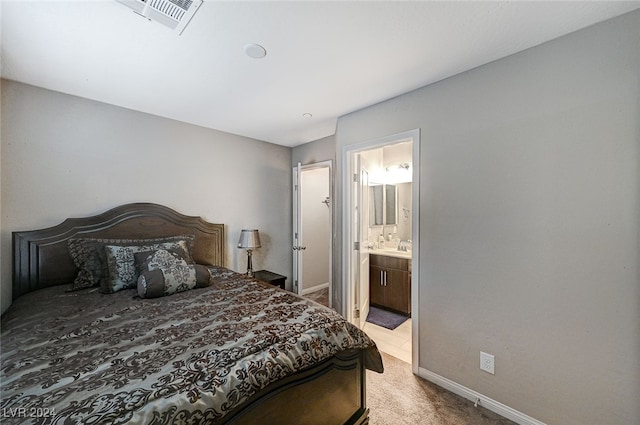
223;349;369;425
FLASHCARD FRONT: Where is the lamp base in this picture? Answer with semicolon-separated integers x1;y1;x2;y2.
246;249;254;277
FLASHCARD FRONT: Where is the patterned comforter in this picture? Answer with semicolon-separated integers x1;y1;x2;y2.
1;267;383;424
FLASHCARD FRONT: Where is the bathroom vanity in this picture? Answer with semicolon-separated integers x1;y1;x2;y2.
369;252;411;316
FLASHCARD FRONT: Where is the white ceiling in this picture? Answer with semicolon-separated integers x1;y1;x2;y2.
2;1;639;147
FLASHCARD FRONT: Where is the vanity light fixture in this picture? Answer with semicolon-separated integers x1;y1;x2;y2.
385;163;410;172
383;163;412;184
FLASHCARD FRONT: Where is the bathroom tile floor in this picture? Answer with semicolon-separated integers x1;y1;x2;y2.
363;317;412;364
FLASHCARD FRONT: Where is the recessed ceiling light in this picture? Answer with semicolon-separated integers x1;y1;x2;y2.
302;113;313;118
244;43;267;59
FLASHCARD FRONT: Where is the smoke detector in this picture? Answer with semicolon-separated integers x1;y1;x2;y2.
116;0;203;35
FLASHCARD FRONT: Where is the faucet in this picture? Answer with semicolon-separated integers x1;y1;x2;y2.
397;240;411;252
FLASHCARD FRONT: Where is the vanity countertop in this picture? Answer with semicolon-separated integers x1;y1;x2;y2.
369;248;412;260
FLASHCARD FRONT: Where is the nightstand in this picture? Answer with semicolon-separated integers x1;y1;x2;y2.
253;270;286;290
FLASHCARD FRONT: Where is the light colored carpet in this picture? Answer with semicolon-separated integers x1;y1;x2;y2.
304;287;329;307
367;353;517;425
305;288;515;424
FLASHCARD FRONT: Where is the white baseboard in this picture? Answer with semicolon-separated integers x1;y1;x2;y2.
301;282;329;295
418;367;547;425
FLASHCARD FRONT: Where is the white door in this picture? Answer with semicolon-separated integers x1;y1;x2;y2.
352;154;370;328
292;162;303;294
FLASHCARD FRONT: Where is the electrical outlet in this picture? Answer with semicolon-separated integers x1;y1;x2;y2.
480;351;495;374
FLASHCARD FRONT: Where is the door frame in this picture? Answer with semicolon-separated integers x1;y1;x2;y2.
292;160;333;307
342;129;420;371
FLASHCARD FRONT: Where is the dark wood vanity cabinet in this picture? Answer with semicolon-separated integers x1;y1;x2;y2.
369;254;411;316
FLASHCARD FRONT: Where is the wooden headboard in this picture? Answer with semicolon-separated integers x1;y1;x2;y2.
13;203;225;300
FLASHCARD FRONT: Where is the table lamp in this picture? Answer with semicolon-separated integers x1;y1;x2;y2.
238;229;261;277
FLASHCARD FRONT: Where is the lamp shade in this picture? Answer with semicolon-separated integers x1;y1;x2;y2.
238;229;261;249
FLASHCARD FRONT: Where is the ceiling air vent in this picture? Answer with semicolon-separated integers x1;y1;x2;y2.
116;0;203;35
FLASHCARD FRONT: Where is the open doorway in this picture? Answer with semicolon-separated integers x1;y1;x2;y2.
293;161;333;308
343;129;419;370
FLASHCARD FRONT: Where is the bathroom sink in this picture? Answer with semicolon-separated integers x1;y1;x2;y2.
369;247;412;259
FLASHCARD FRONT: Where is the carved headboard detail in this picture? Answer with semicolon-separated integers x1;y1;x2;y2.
12;203;225;300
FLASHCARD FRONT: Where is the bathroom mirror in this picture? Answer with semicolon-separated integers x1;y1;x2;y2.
370;184;397;226
370;185;383;226
385;184;397;225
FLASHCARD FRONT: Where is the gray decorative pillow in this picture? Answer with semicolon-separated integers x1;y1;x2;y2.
68;239;107;291
133;248;191;275
68;235;195;292
193;264;213;288
136;249;197;298
135;250;211;288
103;239;192;293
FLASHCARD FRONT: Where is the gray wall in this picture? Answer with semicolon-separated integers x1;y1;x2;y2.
291;134;335;167
0;81;3;302
1;80;292;313
336;11;639;425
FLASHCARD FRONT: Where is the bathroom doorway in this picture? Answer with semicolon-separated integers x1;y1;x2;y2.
343;129;419;369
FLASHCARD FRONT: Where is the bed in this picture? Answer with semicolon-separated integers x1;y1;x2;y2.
1;203;383;424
